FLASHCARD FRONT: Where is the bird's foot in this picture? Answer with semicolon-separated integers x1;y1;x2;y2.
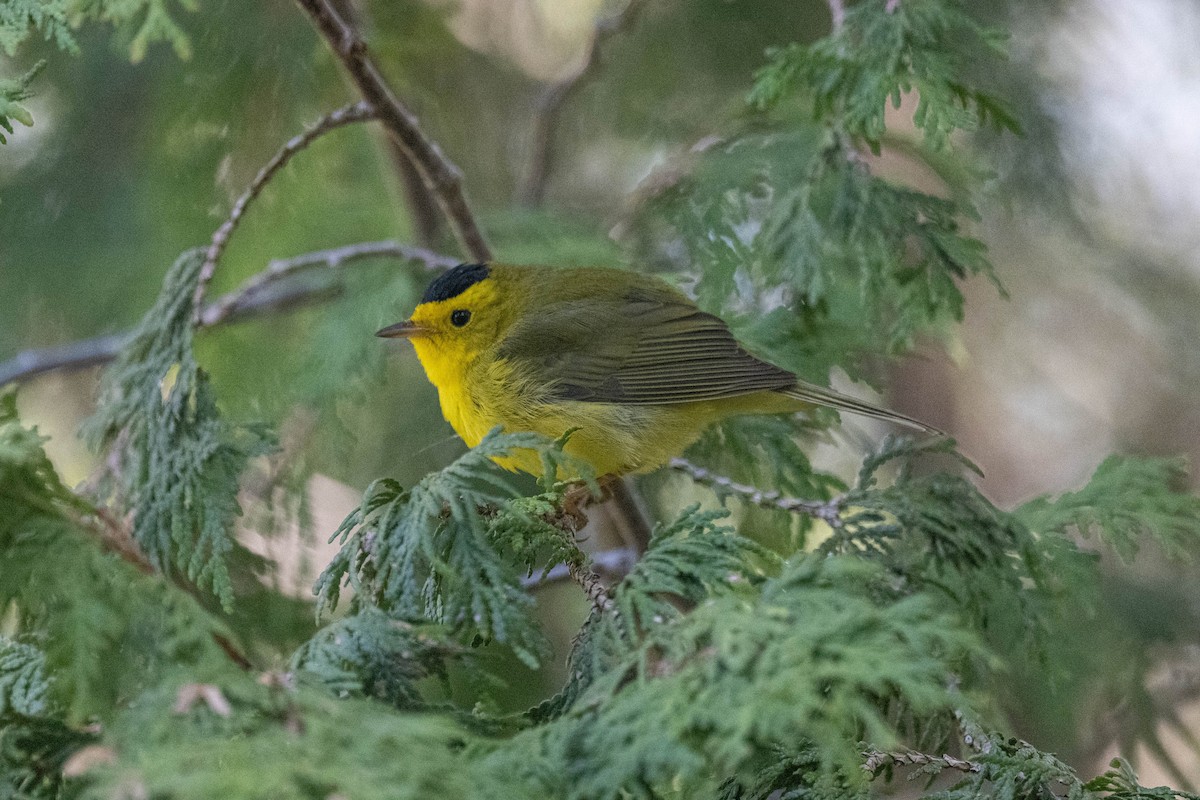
560;474;618;531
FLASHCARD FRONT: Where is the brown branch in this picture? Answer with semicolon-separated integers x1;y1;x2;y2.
540;491;619;613
73;504;255;671
863;749;984;776
201;240;457;326
326;0;443;249
0;241;458;387
293;0;492;261
668;457;844;527
569;560;615;613
192;101;377;318
519;0;646;207
77;506;154;575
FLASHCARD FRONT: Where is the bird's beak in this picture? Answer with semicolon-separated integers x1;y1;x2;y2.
375;320;428;339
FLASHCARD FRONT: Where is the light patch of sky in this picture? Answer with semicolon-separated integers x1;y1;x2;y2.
444;0;606;82
1038;0;1200;275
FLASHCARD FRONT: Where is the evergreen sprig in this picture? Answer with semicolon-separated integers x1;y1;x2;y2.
1;393;233;727
83;250;272;610
491;556;980;799
0;60;44;145
0;0;196;61
290;608;457;709
315;428;593;668
0;638;50;719
1017;455;1200;562
749;0;1018;151
0;1;73;57
86;673;531;800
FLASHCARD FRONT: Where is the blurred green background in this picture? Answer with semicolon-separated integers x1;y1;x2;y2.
3;0;1199;785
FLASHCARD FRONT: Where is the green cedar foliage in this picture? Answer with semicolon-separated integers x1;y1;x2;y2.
3;0;1200;798
83;250;273;611
0;60;42;145
749;0;1019;151
0;0;196;60
315;428;596;669
0;638;50;718
0;0;195;144
1017;456;1200;563
0;391;237;724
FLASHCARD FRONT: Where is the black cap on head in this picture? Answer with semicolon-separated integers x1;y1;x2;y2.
421;263;491;304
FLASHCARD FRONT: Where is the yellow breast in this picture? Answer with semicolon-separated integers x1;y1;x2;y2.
412;337;796;476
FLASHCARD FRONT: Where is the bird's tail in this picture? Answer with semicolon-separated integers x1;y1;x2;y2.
779;380;942;435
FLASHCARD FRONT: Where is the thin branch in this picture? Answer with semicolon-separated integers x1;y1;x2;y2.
668;457;844;527
293;0;492;261
201;240;457;326
520;547;638;590
569;561;615;613
0;333;131;388
326;0;443;249
0;241;458;387
193;101;377;318
519;0;646;206
863;749;983;776
537;493;619;613
73;503;254;671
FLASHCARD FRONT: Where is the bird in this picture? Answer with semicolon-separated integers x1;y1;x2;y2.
377;262;936;477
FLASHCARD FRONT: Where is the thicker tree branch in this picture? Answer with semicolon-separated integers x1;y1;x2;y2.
293;0;492;261
193;101;377;317
668;457;844;527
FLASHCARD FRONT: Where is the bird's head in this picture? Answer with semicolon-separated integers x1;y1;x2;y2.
377;263;513;375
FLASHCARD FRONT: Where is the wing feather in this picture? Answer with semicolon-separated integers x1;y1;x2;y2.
497;287;795;405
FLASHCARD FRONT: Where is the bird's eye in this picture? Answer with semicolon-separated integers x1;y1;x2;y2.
450;309;471;327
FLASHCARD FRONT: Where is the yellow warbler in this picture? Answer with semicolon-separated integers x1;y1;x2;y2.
378;263;935;476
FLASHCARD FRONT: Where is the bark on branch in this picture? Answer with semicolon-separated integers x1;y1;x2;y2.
293;0;491;261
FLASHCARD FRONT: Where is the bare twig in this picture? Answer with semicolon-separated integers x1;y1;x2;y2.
519;0;646;206
520;547;638;590
0;241;457;388
540;493;619;613
293;0;492;261
201;240;457;326
863;749;984;776
569;560;615;613
193;101;377;318
326;0;443;249
668;457;844;527
0;333;131;388
76;506;154;575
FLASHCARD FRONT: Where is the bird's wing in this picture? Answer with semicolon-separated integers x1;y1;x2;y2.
497;288;796;405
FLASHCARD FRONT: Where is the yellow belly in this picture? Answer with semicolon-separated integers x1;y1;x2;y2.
413;343;803;478
437;370;799;477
